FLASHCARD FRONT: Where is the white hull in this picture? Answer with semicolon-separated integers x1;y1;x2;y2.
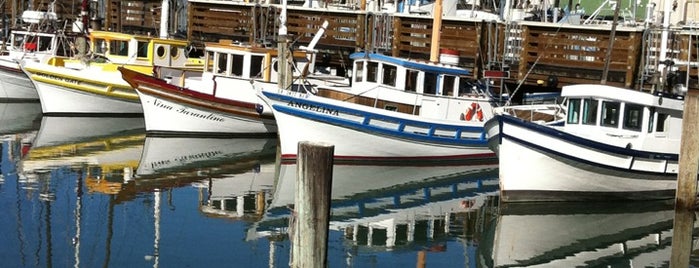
0;67;38;100
262;90;495;163
498;116;678;202
33;80;142;114
137;89;276;135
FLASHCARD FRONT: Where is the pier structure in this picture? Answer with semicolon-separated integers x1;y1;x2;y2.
4;0;697;93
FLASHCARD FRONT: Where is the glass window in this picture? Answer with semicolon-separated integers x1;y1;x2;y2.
648;109;655;133
231;54;244;77
443;75;456;96
366;62;379;82
250;55;264;78
354;62;364;82
582;99;598;125
405;69;419;92
137;41;149;58
110;40;129;56
381;64;397;87
656;112;669;132
567;99;580;124
94;38;107;54
38;36;52;51
601;101;620;128
217;53;228;74
623;104;643;131
423;72;437;94
205;51;214;73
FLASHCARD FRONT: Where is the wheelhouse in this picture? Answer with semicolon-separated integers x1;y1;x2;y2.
562;85;684;149
348;52;482;98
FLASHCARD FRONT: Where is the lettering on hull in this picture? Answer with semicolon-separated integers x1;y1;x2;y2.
288;101;339;116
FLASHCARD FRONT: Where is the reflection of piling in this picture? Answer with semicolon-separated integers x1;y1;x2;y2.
675;88;699;210
291;141;334;268
670;209;694;267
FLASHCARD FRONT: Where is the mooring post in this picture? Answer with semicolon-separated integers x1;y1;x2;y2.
675;88;699;209
671;88;699;267
291;141;334;268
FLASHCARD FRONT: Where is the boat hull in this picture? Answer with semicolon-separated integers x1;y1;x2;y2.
261;89;496;164
32;79;142;115
497;115;680;202
0;62;39;100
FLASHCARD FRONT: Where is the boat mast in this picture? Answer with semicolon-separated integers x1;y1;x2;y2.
429;0;443;63
159;0;169;39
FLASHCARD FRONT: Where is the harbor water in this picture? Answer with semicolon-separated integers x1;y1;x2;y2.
1;102;698;267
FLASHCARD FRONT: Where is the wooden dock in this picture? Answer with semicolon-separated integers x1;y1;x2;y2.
6;0;698;93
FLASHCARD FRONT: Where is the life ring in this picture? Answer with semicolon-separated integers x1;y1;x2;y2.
462;102;484;122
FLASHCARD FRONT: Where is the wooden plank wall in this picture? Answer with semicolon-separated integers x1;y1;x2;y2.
99;1;696;92
513;24;643;89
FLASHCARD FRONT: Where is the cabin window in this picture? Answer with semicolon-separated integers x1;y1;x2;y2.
623;104;643;131
205;51;214;73
582;99;598;125
367;62;379;83
12;34;25;48
94;38;107;54
567;99;580;124
458;79;475;96
443;75;456;97
384;104;398;111
355;62;364;82
137;41;149;58
231;54;244;77
217;53;229;74
250;55;264;78
37;36;52;51
601;101;620;128
381;64;397;87
171;46;180;59
156;46;167;58
656;112;669;132
405;69;419;92
423;72;437;94
110;40;129;56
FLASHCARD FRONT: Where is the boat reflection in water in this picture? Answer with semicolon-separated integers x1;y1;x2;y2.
251;162;499;252
19;116;146;192
480;201;698;267
0;102;42;137
129;136;278;220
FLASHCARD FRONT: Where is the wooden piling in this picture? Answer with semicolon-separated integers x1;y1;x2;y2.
675;88;699;210
291;141;334;268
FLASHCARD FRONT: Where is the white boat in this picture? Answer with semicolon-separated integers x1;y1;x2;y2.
118;40;335;136
493;84;685;202
21;30;203;115
118;19;344;136
482;200;690;267
0;10;69;100
258;52;500;164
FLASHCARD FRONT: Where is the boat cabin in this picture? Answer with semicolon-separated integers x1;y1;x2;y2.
87;30;201;69
562;84;683;152
348;52;483;98
203;40;311;83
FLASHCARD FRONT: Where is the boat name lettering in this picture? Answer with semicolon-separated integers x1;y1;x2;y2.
288;101;339;116
175;107;225;122
153;99;174;110
37;73;80;85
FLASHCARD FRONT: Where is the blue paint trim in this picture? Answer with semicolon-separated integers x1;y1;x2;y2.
498;115;678;177
349;52;471;76
264;91;489;147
